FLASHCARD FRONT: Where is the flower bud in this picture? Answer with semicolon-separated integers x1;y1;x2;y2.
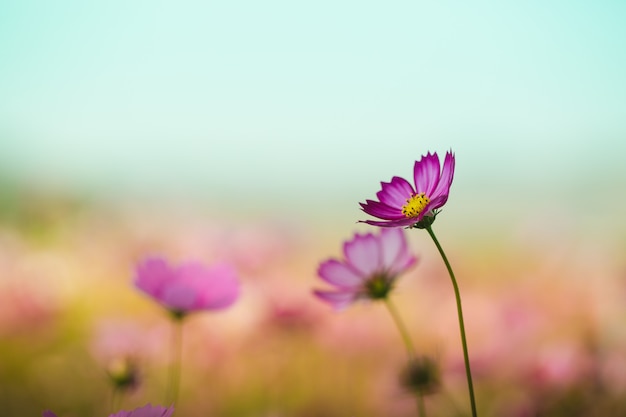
106;357;140;391
400;356;440;395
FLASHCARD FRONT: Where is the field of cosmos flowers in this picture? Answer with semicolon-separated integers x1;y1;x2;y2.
1;151;625;417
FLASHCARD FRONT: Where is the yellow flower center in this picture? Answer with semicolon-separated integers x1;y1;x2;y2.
402;193;430;218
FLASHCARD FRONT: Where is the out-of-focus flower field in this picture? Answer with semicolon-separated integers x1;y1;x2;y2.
1;186;625;417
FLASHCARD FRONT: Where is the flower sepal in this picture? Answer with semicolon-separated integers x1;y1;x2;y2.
409;211;438;229
169;309;187;321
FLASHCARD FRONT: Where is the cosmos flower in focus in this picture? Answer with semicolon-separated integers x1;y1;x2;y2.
360;150;455;228
134;257;240;317
313;228;417;310
43;404;174;417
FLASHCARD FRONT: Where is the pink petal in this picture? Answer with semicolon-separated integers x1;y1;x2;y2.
377;228;418;275
191;263;240;310
134;257;174;299
375;176;415;208
318;259;364;288
312;289;358;311
413;152;441;196
360;200;405;220
175;261;207;284
431;150;455;199
420;194;448;218
389;250;418;275
161;283;198;311
343;233;381;276
360;218;417;228
378;228;404;263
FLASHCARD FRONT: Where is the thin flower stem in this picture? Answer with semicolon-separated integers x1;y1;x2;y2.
110;387;121;413
166;317;184;406
417;392;427;417
425;225;477;417
384;298;427;417
384;298;415;360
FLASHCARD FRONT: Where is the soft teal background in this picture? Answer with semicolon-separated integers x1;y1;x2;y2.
1;1;625;223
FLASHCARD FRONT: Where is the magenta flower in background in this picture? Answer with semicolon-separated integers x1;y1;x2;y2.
134;257;240;316
313;228;417;310
43;404;174;417
360;150;455;228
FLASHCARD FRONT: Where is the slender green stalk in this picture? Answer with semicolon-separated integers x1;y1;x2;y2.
384;298;426;417
416;391;426;417
166;317;184;406
110;386;121;413
106;359;135;413
384;298;416;360
425;225;477;417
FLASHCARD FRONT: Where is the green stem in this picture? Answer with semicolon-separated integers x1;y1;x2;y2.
110;386;121;413
384;298;416;360
417;392;426;417
166;317;184;406
425;225;477;417
384;298;426;417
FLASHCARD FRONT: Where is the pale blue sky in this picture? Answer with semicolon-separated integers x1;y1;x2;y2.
1;1;625;220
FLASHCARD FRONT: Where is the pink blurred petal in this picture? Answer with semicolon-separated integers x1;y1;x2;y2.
313;289;358;311
318;259;364;288
134;257;240;314
161;283;198;311
194;263;240;309
135;257;174;299
378;228;418;275
343;233;381;276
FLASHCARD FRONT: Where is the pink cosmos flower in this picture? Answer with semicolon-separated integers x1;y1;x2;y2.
360;150;455;228
43;404;174;417
134;257;240;316
313;228;417;310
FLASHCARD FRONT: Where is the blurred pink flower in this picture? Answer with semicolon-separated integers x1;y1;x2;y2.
313;228;417;310
91;319;166;361
134;257;240;316
0;282;58;336
43;404;174;417
528;343;592;388
360;150;455;228
91;319;169;391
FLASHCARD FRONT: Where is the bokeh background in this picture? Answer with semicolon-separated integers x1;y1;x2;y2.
1;1;625;416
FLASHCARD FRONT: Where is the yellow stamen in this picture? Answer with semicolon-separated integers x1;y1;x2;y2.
402;193;430;218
